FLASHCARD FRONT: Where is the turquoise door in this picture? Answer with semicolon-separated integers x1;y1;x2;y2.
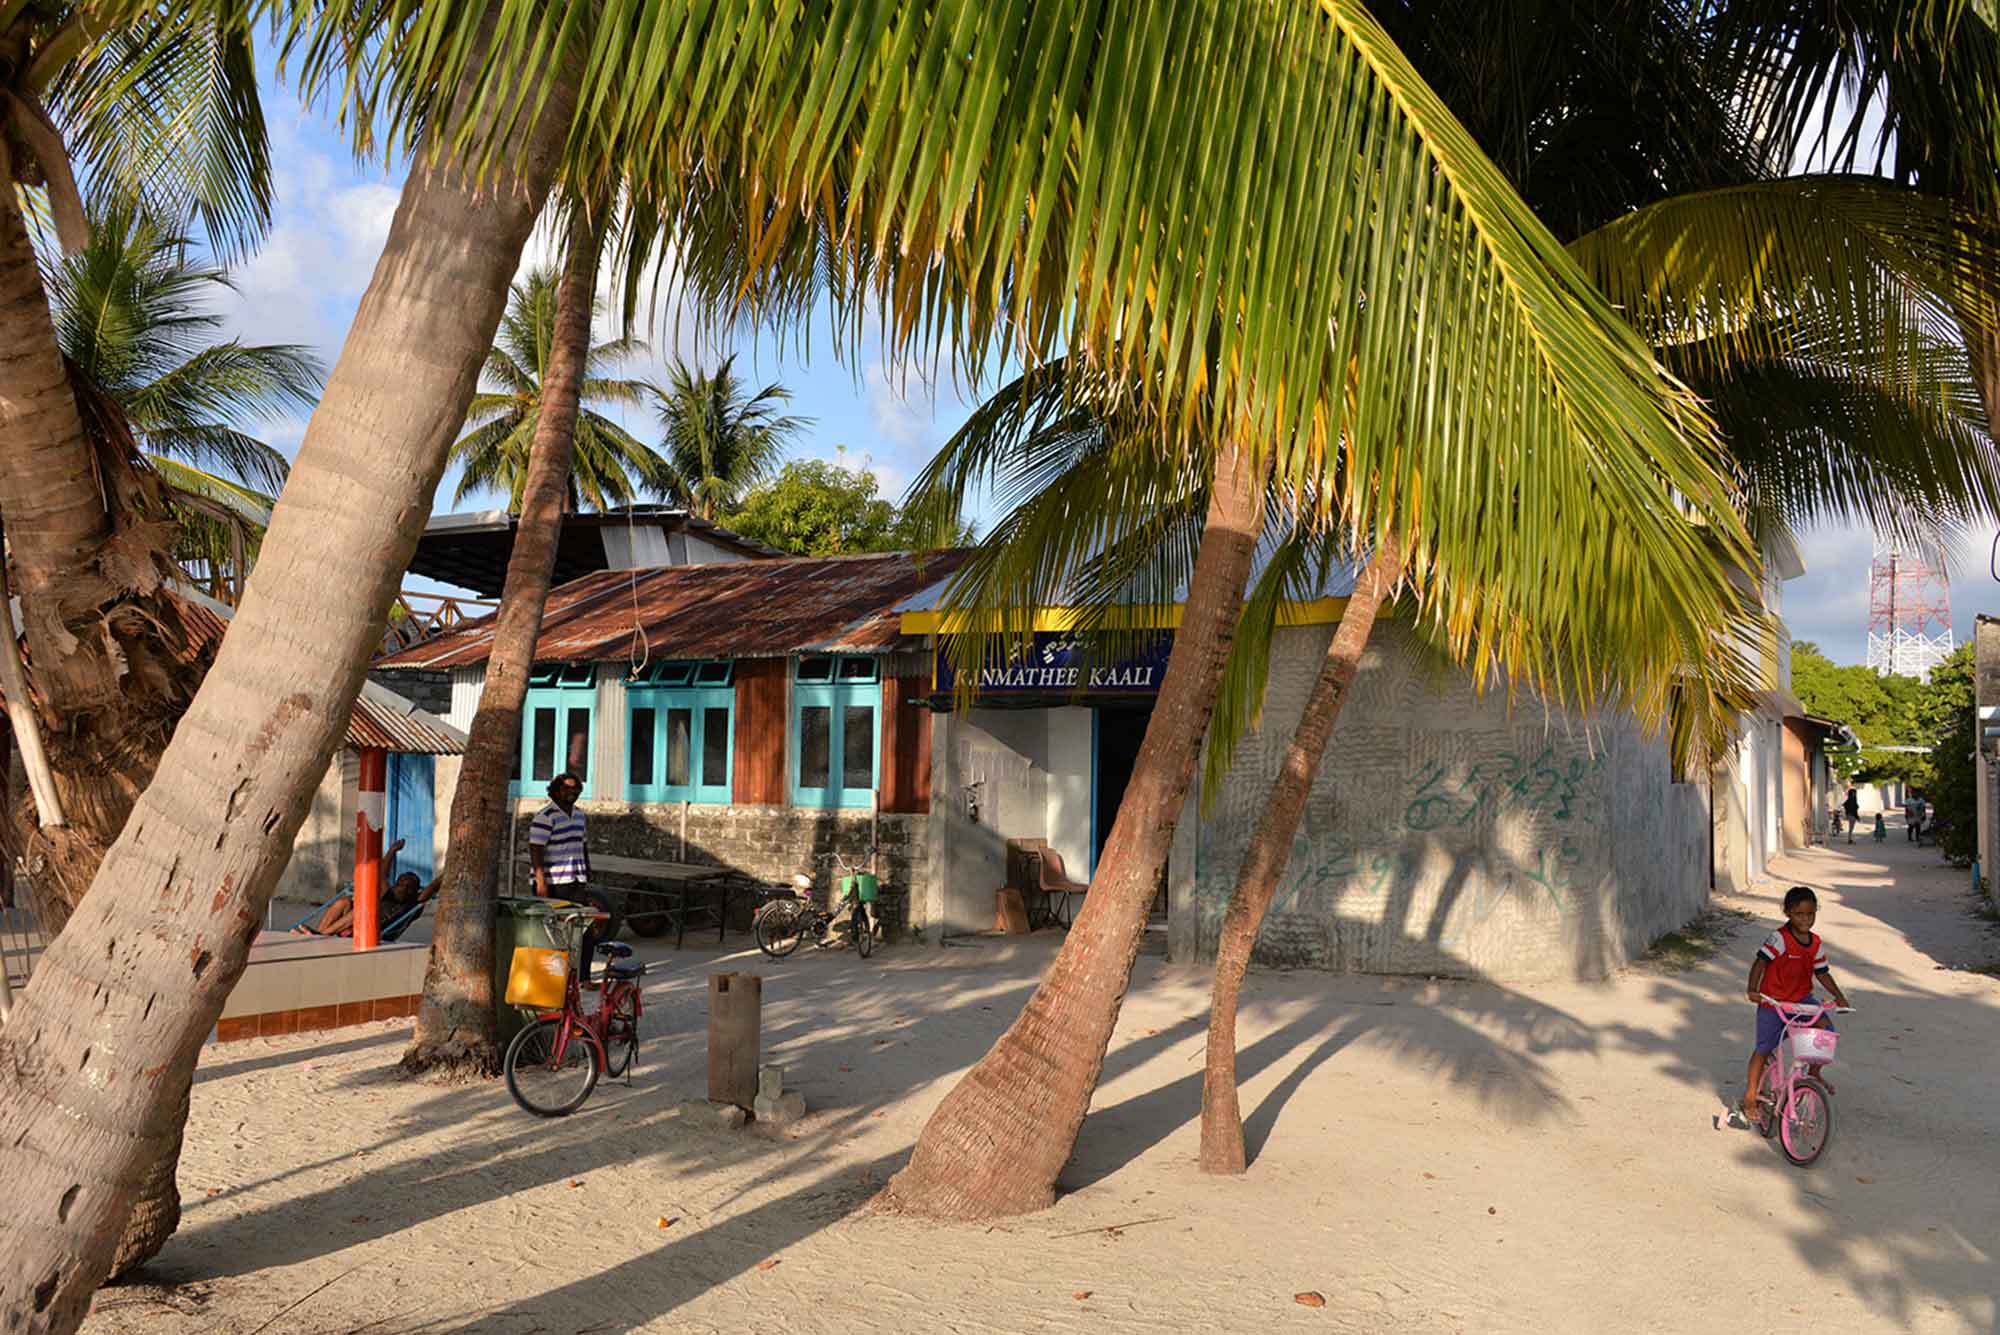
387;753;435;883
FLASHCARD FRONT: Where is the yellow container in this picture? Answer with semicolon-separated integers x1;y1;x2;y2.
505;946;570;1008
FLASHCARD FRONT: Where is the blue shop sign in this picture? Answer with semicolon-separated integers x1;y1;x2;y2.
934;632;1172;697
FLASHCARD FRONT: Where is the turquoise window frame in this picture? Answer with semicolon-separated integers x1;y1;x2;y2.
514;664;598;799
626;661;735;803
790;656;881;809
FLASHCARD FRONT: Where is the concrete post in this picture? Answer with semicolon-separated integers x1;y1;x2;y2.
707;972;762;1108
354;746;388;950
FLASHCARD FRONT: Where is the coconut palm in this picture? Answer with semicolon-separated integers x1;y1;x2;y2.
0;0;276;1289
900;5;2000;1179
650;353;809;519
448;265;663;512
42;206;322;595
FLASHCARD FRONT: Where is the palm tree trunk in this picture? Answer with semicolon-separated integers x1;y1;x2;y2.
880;442;1268;1219
0;151;125;727
1;126;205;1281
1197;542;1403;1175
405;210;605;1076
0;22;576;1331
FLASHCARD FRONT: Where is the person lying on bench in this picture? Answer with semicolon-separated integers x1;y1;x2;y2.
295;843;442;936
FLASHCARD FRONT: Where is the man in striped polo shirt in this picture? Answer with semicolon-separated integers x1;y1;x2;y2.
529;772;591;898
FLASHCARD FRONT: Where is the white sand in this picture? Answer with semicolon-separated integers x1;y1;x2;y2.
84;833;2000;1335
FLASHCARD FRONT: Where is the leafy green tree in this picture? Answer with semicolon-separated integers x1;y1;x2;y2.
725;457;969;556
1792;640;1933;783
651;353;809;519
1918;644;1978;865
43;207;322;593
448;266;662;512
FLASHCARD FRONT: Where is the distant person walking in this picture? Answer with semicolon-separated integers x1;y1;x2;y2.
1905;794;1928;842
1842;787;1860;845
529;772;591;899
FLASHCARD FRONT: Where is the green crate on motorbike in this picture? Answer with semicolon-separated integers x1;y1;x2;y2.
839;873;879;903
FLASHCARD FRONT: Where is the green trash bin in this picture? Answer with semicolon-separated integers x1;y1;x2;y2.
494;896;568;1048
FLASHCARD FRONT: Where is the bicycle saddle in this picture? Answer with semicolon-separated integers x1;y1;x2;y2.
595;941;634;958
604;957;646;979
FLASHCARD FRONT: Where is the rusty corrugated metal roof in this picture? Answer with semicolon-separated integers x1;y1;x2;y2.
171;595;467;754
377;550;971;671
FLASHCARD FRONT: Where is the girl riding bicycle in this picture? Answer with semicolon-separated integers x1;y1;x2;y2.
1741;886;1851;1125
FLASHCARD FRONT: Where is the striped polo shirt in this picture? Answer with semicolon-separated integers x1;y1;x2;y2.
528;802;589;887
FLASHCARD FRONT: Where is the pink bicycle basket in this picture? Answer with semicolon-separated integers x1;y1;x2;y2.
1788;1028;1838;1064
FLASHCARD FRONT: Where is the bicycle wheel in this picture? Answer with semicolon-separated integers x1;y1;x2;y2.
603;987;641;1079
1778;1078;1834;1167
854;904;874;958
756;904;806;958
504;1017;599;1117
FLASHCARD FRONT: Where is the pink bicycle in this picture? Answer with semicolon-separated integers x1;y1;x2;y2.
1752;995;1854;1167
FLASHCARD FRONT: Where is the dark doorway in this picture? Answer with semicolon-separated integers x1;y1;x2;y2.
1091;707;1151;874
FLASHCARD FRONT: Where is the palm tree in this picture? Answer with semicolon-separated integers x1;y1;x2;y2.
895;4;2000;1178
42;206;323;598
651;353;809;519
0;2;276;1285
447;266;662;512
0;6;579;1319
408;200;616;1077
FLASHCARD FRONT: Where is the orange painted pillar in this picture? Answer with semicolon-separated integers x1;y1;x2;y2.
355;747;388;950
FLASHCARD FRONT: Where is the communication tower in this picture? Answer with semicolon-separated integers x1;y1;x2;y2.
1865;541;1954;681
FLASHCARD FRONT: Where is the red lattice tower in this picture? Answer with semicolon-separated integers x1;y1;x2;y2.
1865;541;1954;681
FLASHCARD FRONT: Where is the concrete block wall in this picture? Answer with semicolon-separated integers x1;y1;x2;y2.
1172;622;1711;981
274;749;357;905
506;800;929;937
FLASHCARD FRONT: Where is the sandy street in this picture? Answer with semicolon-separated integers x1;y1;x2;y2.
83;833;1999;1335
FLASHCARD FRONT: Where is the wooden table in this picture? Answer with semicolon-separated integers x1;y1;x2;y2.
538;854;739;949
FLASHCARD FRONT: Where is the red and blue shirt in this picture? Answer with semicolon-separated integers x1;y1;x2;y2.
1757;927;1829;1004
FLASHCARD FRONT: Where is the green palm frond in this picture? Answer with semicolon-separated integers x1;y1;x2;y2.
1568;177;2000;382
1709;1;2000;206
125;341;322;442
447;416;531;505
139;426;292;495
293;1;1769;754
292;0;1755;571
146;452;274;594
1701;352;2000;546
43;3;273;260
40;203;318;494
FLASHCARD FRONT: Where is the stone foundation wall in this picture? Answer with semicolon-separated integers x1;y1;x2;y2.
505;800;931;938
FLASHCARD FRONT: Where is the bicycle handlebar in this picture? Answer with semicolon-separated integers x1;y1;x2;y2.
1757;994;1854;1014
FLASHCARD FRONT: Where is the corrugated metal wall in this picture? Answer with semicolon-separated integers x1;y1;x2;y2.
594;665;626;794
447;667;483;730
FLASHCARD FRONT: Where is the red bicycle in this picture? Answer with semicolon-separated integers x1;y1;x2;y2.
504;904;646;1116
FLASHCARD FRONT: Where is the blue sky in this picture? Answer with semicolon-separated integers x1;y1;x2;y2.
218;71;2000;667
